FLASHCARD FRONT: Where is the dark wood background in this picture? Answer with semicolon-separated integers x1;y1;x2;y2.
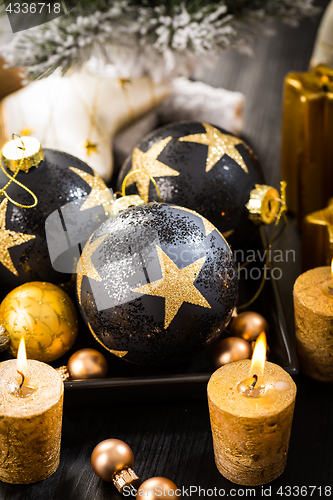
1;1;333;498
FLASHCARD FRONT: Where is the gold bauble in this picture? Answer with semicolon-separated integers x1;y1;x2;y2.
213;337;252;368
137;477;179;499
230;311;269;342
67;348;108;380
91;439;134;482
0;282;78;362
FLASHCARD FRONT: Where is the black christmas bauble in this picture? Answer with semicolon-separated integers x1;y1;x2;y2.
0;145;111;298
117;121;278;249
77;203;238;366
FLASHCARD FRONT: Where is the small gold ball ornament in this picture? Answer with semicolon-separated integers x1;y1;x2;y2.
137;477;179;500
67;348;108;380
91;439;140;493
213;337;252;368
230;311;269;342
0;282;78;362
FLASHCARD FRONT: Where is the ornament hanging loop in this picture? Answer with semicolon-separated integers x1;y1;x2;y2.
121;169;162;202
0;134;40;209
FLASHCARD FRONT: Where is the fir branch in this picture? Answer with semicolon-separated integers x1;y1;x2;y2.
1;0;320;81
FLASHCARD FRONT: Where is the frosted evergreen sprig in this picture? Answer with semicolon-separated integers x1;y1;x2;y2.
2;0;319;81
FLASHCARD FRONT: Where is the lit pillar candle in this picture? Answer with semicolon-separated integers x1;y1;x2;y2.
294;263;333;382
207;333;296;486
0;338;63;484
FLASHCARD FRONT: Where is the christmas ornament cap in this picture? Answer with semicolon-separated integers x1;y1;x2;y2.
1;135;44;173
246;184;280;225
109;194;144;216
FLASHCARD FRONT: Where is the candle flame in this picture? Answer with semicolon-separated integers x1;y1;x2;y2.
17;337;28;377
250;332;267;377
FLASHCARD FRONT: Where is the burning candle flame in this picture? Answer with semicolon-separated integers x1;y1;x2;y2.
250;332;267;377
17;337;28;378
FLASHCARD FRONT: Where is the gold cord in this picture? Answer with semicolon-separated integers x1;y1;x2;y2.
238;181;287;310
121;169;162;202
0;135;38;208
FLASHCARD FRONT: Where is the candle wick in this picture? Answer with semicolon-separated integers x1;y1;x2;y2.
250;374;258;389
17;370;25;389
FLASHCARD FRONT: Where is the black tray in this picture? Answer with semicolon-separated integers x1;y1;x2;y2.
0;228;298;407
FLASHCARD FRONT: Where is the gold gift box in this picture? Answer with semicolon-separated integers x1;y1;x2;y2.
302;199;333;272
281;65;333;226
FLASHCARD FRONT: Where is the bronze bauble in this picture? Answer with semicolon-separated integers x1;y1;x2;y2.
67;348;108;380
91;439;134;482
230;311;269;342
213;337;252;368
136;477;179;500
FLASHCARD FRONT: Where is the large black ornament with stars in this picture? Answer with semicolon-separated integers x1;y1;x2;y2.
0;148;111;298
117;121;267;248
77;203;238;366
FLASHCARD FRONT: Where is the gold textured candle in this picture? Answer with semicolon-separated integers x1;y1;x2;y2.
208;334;296;486
281;65;333;226
0;356;63;484
294;266;333;382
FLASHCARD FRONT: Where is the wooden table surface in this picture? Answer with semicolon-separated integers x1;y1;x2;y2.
1;1;333;498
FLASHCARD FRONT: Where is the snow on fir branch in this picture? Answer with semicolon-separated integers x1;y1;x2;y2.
2;0;319;81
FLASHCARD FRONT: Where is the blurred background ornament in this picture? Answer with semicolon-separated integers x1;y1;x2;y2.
213;337;252;369
118;121;280;249
0;135;112;297
281;64;333;226
57;348;108;381
310;0;333;69
230;311;269;342
0;281;78;362
91;439;140;493
302;199;333;272
78;203;238;366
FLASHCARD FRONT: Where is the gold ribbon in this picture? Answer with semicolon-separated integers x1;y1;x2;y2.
121;169;162;202
0;134;38;209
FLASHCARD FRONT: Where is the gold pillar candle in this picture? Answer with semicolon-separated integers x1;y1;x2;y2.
302;199;333;272
0;352;63;484
281;65;333;226
208;334;296;486
293;266;333;382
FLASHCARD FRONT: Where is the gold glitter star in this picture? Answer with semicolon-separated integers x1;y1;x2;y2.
0;198;36;276
19;127;35;137
84;140;99;156
88;323;128;358
171;206;216;236
132;246;211;328
69;167;113;215
76;233;109;305
179;122;248;174
127;136;179;203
